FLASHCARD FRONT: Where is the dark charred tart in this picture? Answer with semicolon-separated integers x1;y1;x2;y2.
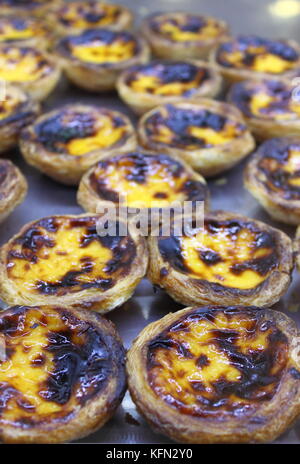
0;85;40;155
0;15;51;50
211;35;300;84
127;305;300;443
141;12;230;60
0;304;126;443
19;104;137;185
148;210;293;307
244;137;300;225
47;1;133;37
228;79;300;141
0;45;61;102
138;100;255;177
77;151;209;214
0;159;27;223
0;214;148;314
0;0;62;17
117;61;222;116
55;28;150;92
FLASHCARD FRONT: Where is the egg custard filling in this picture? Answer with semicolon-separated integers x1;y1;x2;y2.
216;35;300;74
125;62;212;97
0;86;29;123
142;103;246;150
61;29;139;64
251;138;300;199
0;305;123;427
32;107;131;156
150;13;226;43
230;79;300;121
147;306;289;418
157;217;278;291
85;152;208;209
0;46;52;82
4;215;137;297
55;1;126;31
0;16;47;44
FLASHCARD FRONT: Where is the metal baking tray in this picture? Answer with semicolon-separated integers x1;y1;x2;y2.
2;0;300;444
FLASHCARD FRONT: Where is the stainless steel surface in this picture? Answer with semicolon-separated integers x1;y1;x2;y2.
2;0;300;444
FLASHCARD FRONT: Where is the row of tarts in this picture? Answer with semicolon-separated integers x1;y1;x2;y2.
1;0;300;445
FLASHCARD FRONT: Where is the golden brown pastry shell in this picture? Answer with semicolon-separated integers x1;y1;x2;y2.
140;13;230;60
127;305;300;444
116;60;223;116
0;159;27;223
77;150;210;215
138;99;256;177
209;39;300;86
0;304;126;444
147;210;293;307
47;1;133;37
244;138;300;225
0;213;148;314
0;85;40;155
55;33;150;92
19;104;137;186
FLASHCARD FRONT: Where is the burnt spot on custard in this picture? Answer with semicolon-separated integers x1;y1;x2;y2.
149;13;224;43
88;152;208;205
58;2;122;28
6;215;137;296
0;305;125;427
157;217;279;292
32;108;127;154
0;97;36;129
144;104;246;149
216;35;299;71
147;306;289;418
0;45;52;79
230;79;299;120
252;138;300;201
58;29;139;62
0;0;45;7
126;62;210;97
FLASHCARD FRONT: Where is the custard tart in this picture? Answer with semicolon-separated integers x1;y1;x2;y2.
141;12;230;60
0;0;62;17
0;45;61;102
0;159;27;223
244;137;300;225
148;210;293;307
77;151;209;214
127;305;300;444
0;214;148;313
211;35;300;84
20;104;137;185
228;79;300;141
48;1;133;37
0;304;126;443
0;15;51;50
117;60;222;116
138;100;255;177
0;85;39;155
55;28;150;92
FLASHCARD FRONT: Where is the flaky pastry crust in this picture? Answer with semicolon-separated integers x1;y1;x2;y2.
138;99;255;177
19;104;137;185
116;60;222;115
141;12;230;60
55;28;150;92
0;213;148;314
0;304;126;444
127;305;300;443
0;159;27;223
147;210;293;307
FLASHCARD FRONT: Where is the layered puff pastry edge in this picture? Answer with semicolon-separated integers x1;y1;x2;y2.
147;210;293;307
0;304;126;443
0;214;148;314
0;159;27;223
127;305;300;443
